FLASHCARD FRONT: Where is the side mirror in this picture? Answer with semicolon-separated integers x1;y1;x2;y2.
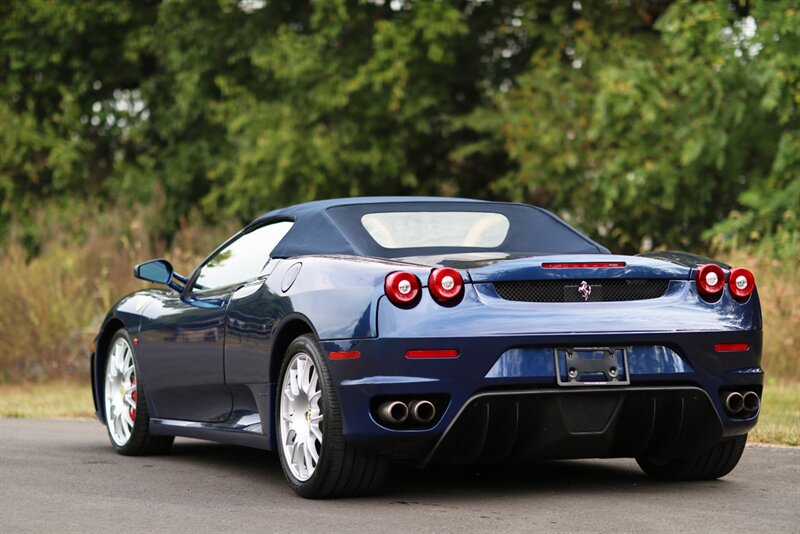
134;259;181;290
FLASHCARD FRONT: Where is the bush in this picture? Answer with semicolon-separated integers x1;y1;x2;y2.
0;203;231;382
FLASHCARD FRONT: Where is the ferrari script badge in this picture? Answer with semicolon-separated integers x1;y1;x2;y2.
578;281;592;301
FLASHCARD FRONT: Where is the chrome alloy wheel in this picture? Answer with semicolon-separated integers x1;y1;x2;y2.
104;337;137;446
279;351;324;482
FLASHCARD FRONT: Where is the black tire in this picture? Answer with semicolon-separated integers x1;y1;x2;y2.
104;330;174;456
276;334;387;498
636;434;747;480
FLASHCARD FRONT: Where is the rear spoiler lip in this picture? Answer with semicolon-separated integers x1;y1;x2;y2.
637;251;730;269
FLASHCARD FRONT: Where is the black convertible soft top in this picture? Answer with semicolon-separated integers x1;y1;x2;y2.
249;197;609;259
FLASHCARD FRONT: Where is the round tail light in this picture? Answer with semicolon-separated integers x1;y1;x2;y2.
728;267;755;299
428;268;463;303
385;271;421;306
695;264;725;297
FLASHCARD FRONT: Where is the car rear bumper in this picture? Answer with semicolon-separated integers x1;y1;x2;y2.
320;329;762;463
427;387;722;465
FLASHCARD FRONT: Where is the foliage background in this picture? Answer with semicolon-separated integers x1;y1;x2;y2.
0;0;797;382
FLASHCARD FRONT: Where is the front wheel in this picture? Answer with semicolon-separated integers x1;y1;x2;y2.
103;330;173;455
636;434;747;480
276;334;386;498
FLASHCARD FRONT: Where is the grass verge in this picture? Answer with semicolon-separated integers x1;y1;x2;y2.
749;380;799;446
1;380;797;446
0;381;95;419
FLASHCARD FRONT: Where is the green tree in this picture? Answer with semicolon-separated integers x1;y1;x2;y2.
0;1;157;249
485;0;798;254
2;0;797;256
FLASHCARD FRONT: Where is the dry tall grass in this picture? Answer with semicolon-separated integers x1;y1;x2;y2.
0;204;233;382
1;210;797;382
722;250;799;380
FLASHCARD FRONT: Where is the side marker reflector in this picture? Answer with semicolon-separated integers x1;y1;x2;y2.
714;343;750;353
329;351;361;360
405;349;459;359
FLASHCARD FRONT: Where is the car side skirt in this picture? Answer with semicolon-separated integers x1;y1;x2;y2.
149;418;270;450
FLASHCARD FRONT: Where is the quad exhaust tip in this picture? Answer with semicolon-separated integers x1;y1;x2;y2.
724;391;760;416
725;392;744;414
378;399;437;425
743;391;760;412
409;400;436;423
378;401;409;424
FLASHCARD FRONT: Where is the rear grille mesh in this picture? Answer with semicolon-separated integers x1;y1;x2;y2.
493;279;670;302
560;395;619;433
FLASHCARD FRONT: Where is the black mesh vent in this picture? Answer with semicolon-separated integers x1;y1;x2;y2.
493;279;669;302
560;394;619;433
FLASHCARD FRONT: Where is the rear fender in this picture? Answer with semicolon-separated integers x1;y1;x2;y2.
266;256;431;340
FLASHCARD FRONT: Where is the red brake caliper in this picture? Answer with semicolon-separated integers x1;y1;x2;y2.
129;378;137;420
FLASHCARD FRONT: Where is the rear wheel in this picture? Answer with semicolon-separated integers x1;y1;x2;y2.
276;334;386;498
636;434;747;480
104;330;173;455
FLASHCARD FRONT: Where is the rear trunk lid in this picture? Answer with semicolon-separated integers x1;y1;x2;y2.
465;254;691;305
465;254;691;283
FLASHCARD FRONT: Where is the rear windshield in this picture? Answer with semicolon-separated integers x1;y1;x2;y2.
361;211;510;249
316;202;608;258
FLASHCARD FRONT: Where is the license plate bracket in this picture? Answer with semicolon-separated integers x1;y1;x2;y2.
554;347;630;386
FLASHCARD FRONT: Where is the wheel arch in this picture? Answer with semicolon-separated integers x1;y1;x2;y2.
268;313;318;385
93;317;127;423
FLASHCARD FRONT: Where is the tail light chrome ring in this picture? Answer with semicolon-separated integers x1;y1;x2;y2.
728;267;755;299
695;264;725;297
385;271;421;307
428;268;464;303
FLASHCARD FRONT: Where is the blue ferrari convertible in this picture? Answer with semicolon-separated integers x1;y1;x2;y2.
90;197;762;498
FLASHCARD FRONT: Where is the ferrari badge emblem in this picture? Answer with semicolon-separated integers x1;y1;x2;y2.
578;281;592;301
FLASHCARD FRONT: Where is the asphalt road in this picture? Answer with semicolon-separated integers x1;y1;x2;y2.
1;419;798;533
